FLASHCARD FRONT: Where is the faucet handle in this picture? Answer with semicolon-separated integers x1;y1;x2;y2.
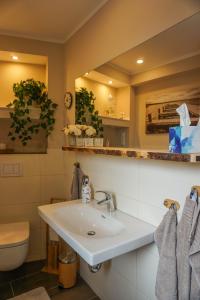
95;191;116;212
94;191;112;202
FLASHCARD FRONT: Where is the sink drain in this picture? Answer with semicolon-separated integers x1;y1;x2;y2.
87;230;96;236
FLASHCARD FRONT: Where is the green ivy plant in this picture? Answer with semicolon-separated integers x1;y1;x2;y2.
7;79;58;145
75;87;103;137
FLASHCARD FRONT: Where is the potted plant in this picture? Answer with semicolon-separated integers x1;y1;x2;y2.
63;124;96;147
7;79;58;146
82;125;96;147
63;125;82;146
76;87;104;147
94;136;104;147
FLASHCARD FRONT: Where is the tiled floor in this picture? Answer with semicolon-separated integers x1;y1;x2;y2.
0;260;100;300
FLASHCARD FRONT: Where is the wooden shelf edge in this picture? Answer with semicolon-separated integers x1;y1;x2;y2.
62;146;200;164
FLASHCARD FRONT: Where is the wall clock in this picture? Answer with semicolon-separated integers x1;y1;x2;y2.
64;92;73;109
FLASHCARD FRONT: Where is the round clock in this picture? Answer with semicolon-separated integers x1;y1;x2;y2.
64;92;73;109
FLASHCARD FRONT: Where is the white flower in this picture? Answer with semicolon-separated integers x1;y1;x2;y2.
63;125;82;136
63;124;96;137
76;124;88;131
85;126;96;137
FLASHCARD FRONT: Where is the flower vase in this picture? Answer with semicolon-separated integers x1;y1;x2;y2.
84;138;94;147
94;138;104;147
68;135;76;146
76;137;84;147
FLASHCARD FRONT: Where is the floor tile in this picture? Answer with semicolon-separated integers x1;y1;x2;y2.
88;297;101;300
12;272;58;296
0;282;13;300
50;277;96;300
0;260;45;284
48;275;83;297
0;260;100;300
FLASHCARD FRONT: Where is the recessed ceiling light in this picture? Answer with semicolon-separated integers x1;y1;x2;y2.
12;55;18;61
85;72;89;76
108;80;112;84
136;59;144;64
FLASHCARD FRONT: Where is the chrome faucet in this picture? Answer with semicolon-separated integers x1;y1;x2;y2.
95;191;116;213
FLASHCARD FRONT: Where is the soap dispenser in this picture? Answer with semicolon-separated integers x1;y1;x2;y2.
81;175;91;203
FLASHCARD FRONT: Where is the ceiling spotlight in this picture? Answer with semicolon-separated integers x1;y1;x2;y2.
85;72;89;76
136;59;144;64
12;55;18;60
108;80;112;84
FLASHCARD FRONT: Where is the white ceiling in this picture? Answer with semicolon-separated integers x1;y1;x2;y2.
109;13;200;75
0;0;107;43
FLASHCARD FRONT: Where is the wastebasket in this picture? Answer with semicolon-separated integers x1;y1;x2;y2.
58;246;77;288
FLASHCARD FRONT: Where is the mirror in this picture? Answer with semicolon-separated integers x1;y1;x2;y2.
75;13;200;149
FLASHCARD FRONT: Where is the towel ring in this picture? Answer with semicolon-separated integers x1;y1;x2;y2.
164;199;180;211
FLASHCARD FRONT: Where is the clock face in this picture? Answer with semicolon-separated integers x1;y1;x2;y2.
64;92;73;109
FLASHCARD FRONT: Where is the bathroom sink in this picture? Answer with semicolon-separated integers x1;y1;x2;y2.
38;200;155;265
52;203;125;238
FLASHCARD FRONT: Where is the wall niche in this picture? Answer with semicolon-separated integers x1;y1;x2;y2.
0;51;48;154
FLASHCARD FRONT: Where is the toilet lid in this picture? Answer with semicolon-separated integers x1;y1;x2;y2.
0;222;29;249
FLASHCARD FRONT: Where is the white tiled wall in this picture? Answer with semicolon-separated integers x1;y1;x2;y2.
0;149;69;261
69;152;200;300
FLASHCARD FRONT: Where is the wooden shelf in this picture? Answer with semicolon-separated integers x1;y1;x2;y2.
101;116;130;127
62;146;200;163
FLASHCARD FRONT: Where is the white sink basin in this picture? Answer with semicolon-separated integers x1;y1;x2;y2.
54;204;125;238
38;200;155;265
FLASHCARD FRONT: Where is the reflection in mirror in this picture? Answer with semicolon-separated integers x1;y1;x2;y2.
75;13;200;149
0;51;48;153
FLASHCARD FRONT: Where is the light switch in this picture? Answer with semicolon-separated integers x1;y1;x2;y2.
0;162;23;177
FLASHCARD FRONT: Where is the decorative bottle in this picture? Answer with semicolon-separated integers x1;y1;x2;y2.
81;175;91;203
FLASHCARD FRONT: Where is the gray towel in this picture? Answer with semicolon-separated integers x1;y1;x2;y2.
71;164;84;200
177;196;196;300
154;207;178;300
189;202;200;299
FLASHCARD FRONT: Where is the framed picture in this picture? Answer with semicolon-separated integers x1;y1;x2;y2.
146;87;200;134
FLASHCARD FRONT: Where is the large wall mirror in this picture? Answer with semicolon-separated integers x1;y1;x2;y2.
75;13;200;149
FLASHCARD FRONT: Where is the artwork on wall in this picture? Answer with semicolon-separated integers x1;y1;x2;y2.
146;87;200;134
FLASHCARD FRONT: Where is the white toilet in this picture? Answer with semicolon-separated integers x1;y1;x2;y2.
0;222;29;271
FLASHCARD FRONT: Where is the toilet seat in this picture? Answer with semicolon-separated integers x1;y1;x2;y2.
0;222;29;249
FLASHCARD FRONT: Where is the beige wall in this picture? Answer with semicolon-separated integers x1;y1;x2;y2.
75;77;130;119
75;76;117;117
64;0;200;81
116;86;130;120
64;1;200;300
0;61;46;107
65;1;200;124
134;68;200;149
0;35;68;261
